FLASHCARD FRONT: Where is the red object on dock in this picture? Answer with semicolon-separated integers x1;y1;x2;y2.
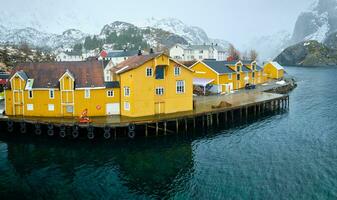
79;109;92;123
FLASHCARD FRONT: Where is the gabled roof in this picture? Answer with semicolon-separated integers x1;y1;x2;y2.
241;65;251;72
270;62;284;70
112;53;162;74
202;60;236;74
111;52;193;75
107;50;139;58
9;60;105;89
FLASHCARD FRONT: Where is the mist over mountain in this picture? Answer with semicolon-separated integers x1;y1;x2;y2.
291;0;337;43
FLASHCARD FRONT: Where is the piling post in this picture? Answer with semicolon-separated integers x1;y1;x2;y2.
231;110;234;123
202;115;205;128
185;119;188;132
164;121;167;135
114;128;117;140
224;111;227;124
245;106;248;120
156;122;159;136
145;124;148;137
193;118;196;129
254;105;256;118
176;119;179;133
216;113;219;126
210;114;213;126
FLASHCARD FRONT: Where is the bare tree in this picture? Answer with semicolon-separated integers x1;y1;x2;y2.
249;49;258;61
228;44;241;61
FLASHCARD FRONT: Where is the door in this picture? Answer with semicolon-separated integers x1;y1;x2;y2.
106;103;120;115
13;90;23;115
155;102;165;115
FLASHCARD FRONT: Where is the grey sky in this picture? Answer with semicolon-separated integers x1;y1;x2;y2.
2;0;314;47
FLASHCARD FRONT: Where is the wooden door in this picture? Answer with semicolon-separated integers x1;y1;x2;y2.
13;90;23;115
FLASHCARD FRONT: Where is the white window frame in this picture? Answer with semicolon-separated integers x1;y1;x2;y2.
146;67;153;77
124;86;130;97
124;102;130;111
48;104;55;111
155;87;164;96
174;66;181;76
176;80;185;94
28;90;33;99
228;74;232;80
27;104;34;111
84;89;90;99
107;90;114;97
49;89;55;99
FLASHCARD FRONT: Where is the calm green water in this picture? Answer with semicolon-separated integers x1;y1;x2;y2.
1;66;337;199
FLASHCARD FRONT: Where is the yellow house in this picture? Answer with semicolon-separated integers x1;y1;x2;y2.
5;60;120;117
263;61;285;79
242;60;265;85
190;59;236;94
110;52;194;117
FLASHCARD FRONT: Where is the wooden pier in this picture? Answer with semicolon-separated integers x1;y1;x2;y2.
0;92;289;140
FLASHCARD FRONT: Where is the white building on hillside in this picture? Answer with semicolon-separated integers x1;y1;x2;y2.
56;52;84;62
169;43;227;61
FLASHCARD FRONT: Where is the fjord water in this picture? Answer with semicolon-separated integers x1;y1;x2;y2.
1;67;337;199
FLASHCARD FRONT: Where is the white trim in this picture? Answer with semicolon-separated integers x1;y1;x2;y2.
195;71;206;74
58;71;75;82
116;66;129;74
174;66;181;76
146;67;153;77
9;72;25;82
176;80;185;94
124;101;130;111
48;104;55;111
107;90;114;97
77;87;105;90
49;89;55;99
26;104;34;111
84;89;91;99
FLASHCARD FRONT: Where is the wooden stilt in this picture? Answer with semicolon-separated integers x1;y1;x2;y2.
210;114;213;126
164;121;167;135
193;118;196;129
202;115;205;128
156;122;159;136
145;124;148;137
216;113;219;126
176;119;179;133
231;110;234;123
185;119;188;132
245;106;248;120
114;128;117;140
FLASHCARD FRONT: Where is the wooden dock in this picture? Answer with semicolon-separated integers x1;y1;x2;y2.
0;91;289;140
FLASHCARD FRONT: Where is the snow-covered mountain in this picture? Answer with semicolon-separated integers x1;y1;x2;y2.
291;0;337;43
140;18;230;50
0;27;87;49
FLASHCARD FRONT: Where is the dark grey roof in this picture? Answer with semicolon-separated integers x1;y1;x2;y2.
242;65;251;72
0;73;10;79
107;50;139;58
203;60;236;74
105;81;120;88
17;71;29;80
223;61;240;65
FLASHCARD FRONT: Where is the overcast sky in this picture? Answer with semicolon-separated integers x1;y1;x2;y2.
2;0;315;47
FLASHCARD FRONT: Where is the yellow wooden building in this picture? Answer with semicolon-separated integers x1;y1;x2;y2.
263;62;285;79
110;52;194;117
190;59;265;94
5;60;120;117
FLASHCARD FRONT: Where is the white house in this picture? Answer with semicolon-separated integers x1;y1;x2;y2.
169;43;227;61
56;52;84;62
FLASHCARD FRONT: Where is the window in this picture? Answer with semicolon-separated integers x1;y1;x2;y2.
124;102;130;111
246;72;249;78
124;87;130;97
27;104;33;111
228;74;232;80
146;67;153;77
49;89;55;99
155;66;164;79
48;104;55;111
84;89;90;99
155;87;164;96
176;80;185;94
237;74;241;80
252;72;255;78
28;90;33;99
107;90;114;97
174;66;181;76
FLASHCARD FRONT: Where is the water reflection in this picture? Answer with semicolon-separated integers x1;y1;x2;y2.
1;137;193;199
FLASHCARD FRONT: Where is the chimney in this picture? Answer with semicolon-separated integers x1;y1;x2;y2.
150;48;154;54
